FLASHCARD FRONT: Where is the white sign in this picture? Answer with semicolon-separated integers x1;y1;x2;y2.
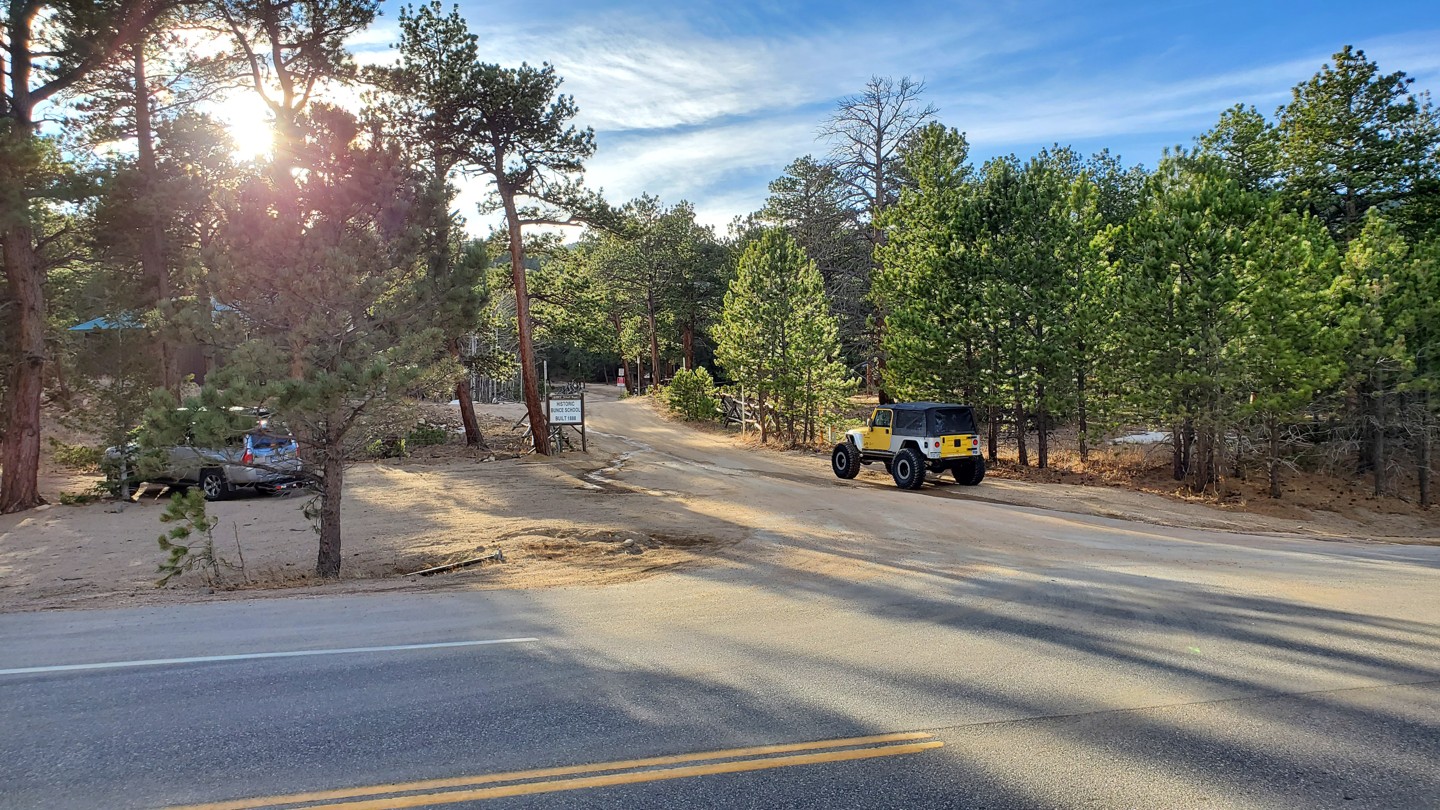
550;398;583;424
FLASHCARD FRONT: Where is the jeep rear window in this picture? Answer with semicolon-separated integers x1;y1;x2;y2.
929;408;976;435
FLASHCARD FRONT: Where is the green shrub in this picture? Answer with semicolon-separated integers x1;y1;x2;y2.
406;420;449;447
49;440;103;472
367;435;407;458
663;367;719;421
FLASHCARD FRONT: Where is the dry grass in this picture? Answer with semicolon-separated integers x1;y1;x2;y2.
984;429;1435;521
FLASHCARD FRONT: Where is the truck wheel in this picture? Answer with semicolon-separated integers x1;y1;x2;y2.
954;457;986;486
831;442;860;480
199;468;232;501
891;448;926;490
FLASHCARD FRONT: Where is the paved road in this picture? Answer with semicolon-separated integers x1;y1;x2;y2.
3;394;1439;809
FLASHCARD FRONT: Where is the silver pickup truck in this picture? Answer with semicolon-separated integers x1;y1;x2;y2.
108;417;305;500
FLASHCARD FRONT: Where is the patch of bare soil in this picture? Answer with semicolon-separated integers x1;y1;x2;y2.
399;401;532;461
0;401;738;612
0;452;738;612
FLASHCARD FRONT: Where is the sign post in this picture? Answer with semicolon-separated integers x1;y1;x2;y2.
547;387;586;452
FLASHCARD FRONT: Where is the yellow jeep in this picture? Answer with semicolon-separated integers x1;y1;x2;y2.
832;402;984;489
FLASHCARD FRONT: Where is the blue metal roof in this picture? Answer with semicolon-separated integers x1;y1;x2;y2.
69;314;143;332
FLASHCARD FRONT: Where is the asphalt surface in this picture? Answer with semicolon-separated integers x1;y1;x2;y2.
3;393;1439;809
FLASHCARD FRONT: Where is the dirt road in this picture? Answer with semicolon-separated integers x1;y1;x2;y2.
0;386;1434;612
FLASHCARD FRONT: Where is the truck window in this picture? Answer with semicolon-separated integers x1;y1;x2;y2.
872;410;892;429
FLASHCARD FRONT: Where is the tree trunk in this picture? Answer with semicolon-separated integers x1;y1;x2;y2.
1190;421;1215;494
1014;397;1028;467
133;44;176;396
758;391;768;444
1;36;44;513
646;291;661;391
1372;390;1386;497
1;218;46;513
987;404;998;462
315;448;343;578
1076;366;1089;464
448;338;484;447
1035;381;1048;470
1268;416;1282;499
500;187;549;454
1182;419;1195;483
1169;423;1180;478
682;319;695;371
1420;392;1432;509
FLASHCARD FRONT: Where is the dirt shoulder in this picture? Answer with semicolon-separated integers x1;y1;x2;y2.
0;401;739;613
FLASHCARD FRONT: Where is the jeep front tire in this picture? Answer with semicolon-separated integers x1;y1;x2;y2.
831;442;860;480
891;447;925;490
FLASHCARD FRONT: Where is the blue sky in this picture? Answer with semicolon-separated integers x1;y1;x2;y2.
351;0;1440;231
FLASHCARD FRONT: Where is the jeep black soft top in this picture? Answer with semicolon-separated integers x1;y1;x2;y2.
880;403;978;437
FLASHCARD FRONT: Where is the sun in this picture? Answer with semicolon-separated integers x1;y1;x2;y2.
211;92;275;160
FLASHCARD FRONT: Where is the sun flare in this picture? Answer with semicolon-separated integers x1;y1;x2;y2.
211;93;275;160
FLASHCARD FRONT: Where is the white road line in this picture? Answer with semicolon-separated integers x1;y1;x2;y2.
0;637;540;676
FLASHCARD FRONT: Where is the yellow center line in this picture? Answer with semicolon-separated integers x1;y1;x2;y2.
303;740;946;810
162;731;937;810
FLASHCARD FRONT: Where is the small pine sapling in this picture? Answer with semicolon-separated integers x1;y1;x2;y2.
155;490;224;587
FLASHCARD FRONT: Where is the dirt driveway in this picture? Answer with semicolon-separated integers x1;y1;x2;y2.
1;387;1435;611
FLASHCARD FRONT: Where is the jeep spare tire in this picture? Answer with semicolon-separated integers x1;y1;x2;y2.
891;447;926;490
831;442;860;479
954;457;986;486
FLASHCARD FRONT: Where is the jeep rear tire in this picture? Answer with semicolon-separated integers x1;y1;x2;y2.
954;457;986;486
891;448;925;490
831;441;860;480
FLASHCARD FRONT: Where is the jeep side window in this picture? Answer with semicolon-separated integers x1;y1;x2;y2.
894;410;924;434
872;410;892;429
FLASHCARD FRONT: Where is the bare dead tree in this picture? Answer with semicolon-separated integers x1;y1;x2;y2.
817;75;937;245
817;75;936;403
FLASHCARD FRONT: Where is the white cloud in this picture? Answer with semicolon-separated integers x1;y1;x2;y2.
476;13;1034;135
425;10;1440;234
585;117;817;200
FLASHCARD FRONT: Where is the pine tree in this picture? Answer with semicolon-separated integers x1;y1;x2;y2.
875;124;979;405
1197;104;1279;193
1337;213;1435;498
1276;46;1440;243
1100;156;1258;490
715;231;852;445
1231;206;1343;497
164;105;446;579
760;156;871;364
367;1;490;445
